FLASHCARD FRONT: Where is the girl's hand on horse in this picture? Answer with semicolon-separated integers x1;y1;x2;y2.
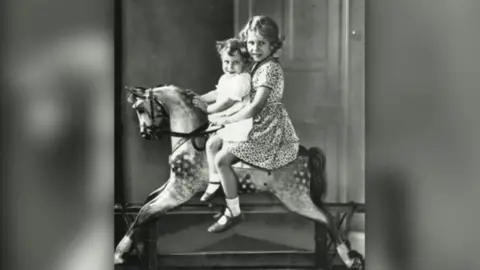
193;96;208;112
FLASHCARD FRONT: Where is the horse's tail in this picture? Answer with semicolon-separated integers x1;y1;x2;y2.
307;146;327;207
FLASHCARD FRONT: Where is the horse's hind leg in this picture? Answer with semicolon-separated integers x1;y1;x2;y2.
275;194;364;269
114;179;196;264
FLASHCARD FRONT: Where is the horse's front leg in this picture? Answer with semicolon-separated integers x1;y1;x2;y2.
114;177;199;264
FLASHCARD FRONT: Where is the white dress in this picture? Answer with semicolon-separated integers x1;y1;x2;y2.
209;73;253;142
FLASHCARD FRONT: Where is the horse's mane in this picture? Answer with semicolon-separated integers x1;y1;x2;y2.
160;84;199;102
157;84;208;121
176;86;198;97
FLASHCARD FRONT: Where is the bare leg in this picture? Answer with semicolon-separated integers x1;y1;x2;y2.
206;135;222;176
200;135;223;201
207;150;244;233
215;149;240;198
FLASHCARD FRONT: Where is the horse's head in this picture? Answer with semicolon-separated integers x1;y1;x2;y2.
126;84;209;141
126;85;169;140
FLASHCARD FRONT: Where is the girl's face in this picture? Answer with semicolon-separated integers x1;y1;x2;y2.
221;50;245;75
246;31;273;62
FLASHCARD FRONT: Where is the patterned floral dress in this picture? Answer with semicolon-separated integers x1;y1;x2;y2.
224;57;300;170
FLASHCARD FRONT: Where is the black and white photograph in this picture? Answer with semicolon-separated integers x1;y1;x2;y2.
114;0;365;269
5;1;480;270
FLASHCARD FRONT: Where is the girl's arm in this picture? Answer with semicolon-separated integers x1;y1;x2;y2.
201;90;218;104
225;87;270;123
207;98;236;114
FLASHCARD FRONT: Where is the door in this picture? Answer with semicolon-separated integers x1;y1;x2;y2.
235;0;365;207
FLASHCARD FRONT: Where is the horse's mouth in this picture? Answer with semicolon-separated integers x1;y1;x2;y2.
141;132;156;140
140;128;155;140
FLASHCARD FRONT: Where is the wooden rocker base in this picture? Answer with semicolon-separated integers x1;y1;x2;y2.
114;200;364;269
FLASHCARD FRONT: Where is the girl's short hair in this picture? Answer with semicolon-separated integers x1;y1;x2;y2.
238;15;285;54
216;38;251;63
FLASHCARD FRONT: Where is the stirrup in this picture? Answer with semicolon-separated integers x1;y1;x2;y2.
200;181;221;202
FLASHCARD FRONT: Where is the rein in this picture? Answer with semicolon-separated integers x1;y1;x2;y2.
170;122;211;153
143;90;219;153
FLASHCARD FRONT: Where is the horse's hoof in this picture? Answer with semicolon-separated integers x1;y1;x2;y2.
348;250;365;270
114;253;124;265
351;259;364;270
336;242;355;268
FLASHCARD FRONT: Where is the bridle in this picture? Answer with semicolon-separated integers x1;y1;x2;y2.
129;88;219;153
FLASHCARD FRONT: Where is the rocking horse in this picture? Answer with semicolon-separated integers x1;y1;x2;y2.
114;84;365;269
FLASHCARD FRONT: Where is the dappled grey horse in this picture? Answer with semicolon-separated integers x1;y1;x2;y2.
114;85;364;269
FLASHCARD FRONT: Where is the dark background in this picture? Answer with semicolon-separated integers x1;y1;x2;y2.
1;1;479;270
119;0;233;203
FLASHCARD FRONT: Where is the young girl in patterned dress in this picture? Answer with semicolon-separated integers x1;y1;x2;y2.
203;15;300;233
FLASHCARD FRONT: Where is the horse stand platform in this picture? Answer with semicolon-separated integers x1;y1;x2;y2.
115;199;364;270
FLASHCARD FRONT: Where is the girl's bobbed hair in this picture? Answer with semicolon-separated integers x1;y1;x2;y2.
238;15;285;55
216;38;251;63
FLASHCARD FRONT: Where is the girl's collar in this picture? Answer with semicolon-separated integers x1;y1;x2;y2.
251;55;277;74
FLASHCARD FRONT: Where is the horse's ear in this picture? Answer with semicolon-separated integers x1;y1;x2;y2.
125;86;145;103
127;92;136;104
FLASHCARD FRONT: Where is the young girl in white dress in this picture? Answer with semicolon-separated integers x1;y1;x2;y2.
200;38;253;201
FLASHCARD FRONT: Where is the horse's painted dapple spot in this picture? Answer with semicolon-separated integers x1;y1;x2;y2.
237;173;258;193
